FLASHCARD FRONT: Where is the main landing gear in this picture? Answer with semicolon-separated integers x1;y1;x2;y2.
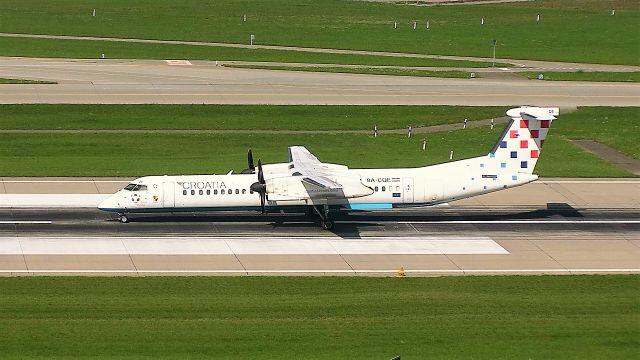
311;204;335;231
118;214;129;223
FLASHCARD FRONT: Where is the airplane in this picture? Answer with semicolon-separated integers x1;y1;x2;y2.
98;106;559;230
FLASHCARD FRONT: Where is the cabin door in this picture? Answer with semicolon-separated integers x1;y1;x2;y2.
402;178;414;203
162;182;175;208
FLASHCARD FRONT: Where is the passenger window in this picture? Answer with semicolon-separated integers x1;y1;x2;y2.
242;189;246;194
228;190;232;196
235;189;239;194
221;189;225;194
199;190;203;195
382;186;386;192
191;190;195;195
183;190;187;195
206;190;210;195
374;186;378;192
214;189;218;195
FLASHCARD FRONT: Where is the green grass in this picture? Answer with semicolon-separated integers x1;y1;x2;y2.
0;36;497;67
0;276;638;360
0;0;637;64
0;77;56;84
0;126;632;177
225;64;473;78
521;71;640;82
554;107;640;160
0;105;506;130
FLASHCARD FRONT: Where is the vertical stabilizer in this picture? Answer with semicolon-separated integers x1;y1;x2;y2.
489;106;558;174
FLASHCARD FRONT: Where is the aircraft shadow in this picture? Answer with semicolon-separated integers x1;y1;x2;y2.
111;203;582;239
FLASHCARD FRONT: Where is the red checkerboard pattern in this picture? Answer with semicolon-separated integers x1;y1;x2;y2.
493;113;553;174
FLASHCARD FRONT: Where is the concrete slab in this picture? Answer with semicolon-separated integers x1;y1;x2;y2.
0;255;27;270
131;255;244;271
24;255;136;271
343;254;459;271
448;251;563;270
237;255;351;271
532;240;640;269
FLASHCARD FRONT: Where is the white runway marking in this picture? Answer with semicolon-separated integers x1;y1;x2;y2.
0;194;109;207
0;236;508;255
0;221;52;224
401;220;640;224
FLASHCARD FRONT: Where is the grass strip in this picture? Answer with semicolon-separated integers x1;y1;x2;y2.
225;64;473;78
0;128;631;177
520;71;640;82
0;0;637;64
554;107;640;160
0;36;498;68
0;276;638;360
0;78;56;84
0;105;506;130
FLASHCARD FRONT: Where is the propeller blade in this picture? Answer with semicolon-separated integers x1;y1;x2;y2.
257;160;264;184
247;149;255;172
260;192;265;214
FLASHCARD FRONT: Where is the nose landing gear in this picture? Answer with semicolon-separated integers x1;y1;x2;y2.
118;214;129;223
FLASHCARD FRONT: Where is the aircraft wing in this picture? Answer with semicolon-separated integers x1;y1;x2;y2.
280;146;372;199
288;146;321;164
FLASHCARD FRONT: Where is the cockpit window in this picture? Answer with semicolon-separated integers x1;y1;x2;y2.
124;184;147;191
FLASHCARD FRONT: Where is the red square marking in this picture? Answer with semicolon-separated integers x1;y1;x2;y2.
520;119;529;128
531;150;539;158
540;120;550;128
530;129;540;138
520;140;528;148
510;130;519;138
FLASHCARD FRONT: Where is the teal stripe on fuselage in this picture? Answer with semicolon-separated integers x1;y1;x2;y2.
348;203;393;210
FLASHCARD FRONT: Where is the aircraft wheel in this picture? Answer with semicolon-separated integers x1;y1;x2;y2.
321;220;334;231
119;214;129;223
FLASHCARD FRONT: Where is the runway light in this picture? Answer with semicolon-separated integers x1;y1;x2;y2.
397;267;406;277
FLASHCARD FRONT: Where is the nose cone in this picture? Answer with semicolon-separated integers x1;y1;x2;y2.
98;196;118;211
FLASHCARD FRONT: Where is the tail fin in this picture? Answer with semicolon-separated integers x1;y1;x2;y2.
489;106;558;174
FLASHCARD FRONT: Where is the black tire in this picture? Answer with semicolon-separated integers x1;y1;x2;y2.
119;215;129;223
321;220;334;231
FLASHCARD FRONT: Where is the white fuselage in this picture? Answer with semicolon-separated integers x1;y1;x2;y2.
97;156;537;214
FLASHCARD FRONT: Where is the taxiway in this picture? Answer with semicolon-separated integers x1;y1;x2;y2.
0;57;638;106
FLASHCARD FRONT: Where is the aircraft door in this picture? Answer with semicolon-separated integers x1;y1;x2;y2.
162;182;175;208
403;178;414;203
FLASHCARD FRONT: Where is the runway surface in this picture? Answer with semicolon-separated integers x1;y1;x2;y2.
1;57;638;106
0;178;638;276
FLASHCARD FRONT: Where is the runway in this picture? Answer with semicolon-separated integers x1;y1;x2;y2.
1;57;638;106
0;178;638;276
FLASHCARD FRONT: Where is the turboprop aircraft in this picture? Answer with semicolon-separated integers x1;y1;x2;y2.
98;106;559;230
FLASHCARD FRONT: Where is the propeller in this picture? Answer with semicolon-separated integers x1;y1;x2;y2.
250;160;267;213
241;149;256;174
